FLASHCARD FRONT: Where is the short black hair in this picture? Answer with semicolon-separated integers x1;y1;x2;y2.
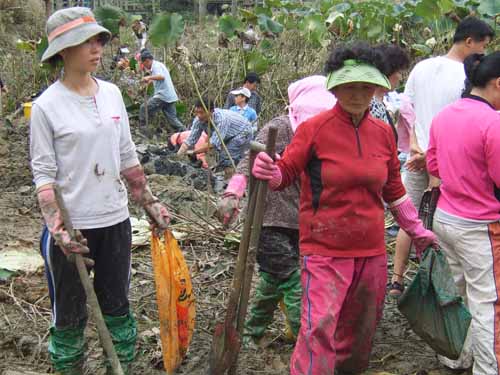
464;52;500;89
244;72;260;84
324;42;386;75
453;17;495;44
140;50;154;62
374;44;410;77
195;97;215;111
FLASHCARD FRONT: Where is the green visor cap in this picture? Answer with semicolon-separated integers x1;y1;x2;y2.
326;59;391;90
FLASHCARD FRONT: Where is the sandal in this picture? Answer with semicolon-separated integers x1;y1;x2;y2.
388;280;405;298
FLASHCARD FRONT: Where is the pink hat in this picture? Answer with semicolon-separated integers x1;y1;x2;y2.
288;75;336;132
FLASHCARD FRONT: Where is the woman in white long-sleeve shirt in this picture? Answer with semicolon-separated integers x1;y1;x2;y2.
30;7;169;374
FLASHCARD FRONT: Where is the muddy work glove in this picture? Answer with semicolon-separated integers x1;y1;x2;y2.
37;186;93;266
217;174;247;226
251;152;282;190
121;165;170;231
389;195;438;258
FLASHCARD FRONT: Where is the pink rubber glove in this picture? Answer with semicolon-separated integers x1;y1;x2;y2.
121;165;170;231
251;152;282;190
389;196;438;258
37;186;93;265
217;174;247;225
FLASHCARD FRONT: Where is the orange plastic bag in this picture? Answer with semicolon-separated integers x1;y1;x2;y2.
151;230;196;373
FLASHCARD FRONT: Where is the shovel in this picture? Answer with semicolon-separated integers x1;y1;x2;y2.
208;127;278;375
54;187;125;375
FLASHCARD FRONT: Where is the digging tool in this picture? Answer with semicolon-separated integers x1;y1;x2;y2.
228;128;277;375
54;186;125;375
208;128;277;375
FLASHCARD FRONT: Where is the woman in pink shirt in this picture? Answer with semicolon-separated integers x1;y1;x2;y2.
427;52;500;375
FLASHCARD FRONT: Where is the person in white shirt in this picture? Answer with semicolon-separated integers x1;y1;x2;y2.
390;16;494;371
30;7;170;374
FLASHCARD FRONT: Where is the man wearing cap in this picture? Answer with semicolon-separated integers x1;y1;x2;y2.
177;97;252;178
228;86;258;134
30;7;170;375
139;50;185;135
224;72;262;115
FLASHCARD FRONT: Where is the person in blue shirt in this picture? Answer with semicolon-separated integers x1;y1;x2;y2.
229;87;258;135
139;50;185;134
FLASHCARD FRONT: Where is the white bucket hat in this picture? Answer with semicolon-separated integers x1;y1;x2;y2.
230;87;252;99
41;7;111;63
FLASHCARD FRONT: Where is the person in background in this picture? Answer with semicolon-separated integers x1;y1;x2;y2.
30;7;170;374
225;72;262;115
389;16;494;299
369;43;410;141
177;98;253;179
427;52;500;375
228;87;258;135
139;50;185;135
251;43;437;374
131;16;147;51
217;75;336;346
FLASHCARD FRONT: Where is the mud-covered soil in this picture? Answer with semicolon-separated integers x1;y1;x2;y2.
0;119;464;375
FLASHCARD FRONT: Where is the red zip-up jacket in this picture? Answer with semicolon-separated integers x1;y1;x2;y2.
276;104;406;258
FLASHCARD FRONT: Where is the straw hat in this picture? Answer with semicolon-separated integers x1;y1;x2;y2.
41;7;111;63
326;59;390;90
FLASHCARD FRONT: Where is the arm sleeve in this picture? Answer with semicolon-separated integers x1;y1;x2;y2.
276;121;314;189
30;104;57;188
185;119;203;147
403;68;415;105
235;121;271;177
484;118;500;188
119;93;140;170
426;120;440;178
382;128;406;203
209;115;228;150
224;93;234;109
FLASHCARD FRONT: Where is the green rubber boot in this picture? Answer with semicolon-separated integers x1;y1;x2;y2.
49;324;86;374
277;269;302;340
244;271;282;343
104;312;137;375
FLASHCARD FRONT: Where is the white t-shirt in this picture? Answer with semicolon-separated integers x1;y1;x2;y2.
30;79;139;229
404;56;465;151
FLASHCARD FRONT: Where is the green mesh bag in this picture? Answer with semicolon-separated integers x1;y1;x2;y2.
397;247;472;359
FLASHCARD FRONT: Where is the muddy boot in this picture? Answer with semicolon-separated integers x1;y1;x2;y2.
49;324;86;375
103;312;137;375
244;271;281;343
277;269;302;340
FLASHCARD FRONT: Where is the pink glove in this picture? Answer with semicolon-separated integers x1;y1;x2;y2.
251;152;282;190
121;165;170;230
217;174;247;225
37;186;93;265
390;196;438;258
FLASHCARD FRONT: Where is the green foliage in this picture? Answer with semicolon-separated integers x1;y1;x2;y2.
149;13;185;48
257;15;284;34
245;51;270;75
218;15;244;39
94;5;125;35
477;0;500;17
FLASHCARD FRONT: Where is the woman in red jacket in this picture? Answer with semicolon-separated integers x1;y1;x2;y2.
253;43;437;374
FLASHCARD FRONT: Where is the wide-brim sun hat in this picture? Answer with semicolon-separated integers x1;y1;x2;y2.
326;59;390;90
41;7;111;63
230;87;252;98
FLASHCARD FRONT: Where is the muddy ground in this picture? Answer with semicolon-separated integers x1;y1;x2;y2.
0;118;463;375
